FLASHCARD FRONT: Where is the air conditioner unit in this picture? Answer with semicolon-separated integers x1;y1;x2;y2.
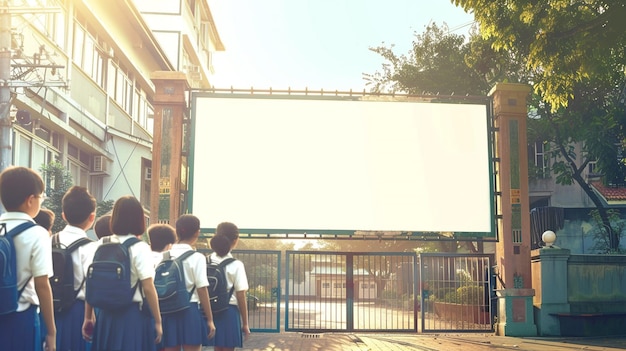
93;155;107;173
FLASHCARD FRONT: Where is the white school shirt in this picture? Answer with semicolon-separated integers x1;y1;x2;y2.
0;212;53;311
167;243;208;303
55;225;98;300
209;252;249;306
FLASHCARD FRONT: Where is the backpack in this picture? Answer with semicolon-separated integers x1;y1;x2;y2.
154;250;197;315
50;234;93;313
0;221;37;315
206;257;236;313
85;236;141;310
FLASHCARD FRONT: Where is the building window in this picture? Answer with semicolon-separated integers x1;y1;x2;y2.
529;141;549;179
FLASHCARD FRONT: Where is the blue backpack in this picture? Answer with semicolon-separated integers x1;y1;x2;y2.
85;236;141;310
154;250;197;315
0;221;37;315
206;257;237;313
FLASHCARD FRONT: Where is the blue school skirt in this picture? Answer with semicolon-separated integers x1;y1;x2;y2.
56;299;91;351
92;303;156;351
0;304;42;351
205;305;243;348
160;302;207;348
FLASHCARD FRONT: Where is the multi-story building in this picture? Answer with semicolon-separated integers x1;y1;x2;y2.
7;0;221;215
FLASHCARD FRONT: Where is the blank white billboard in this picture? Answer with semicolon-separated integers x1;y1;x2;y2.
190;94;493;236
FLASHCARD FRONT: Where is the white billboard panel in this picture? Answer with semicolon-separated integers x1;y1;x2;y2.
190;94;493;236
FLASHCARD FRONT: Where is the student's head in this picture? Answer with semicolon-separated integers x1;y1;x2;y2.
0;166;45;214
210;233;232;257
94;214;113;239
33;208;55;235
175;214;200;242
62;186;96;227
110;196;146;236
216;221;239;247
148;224;177;252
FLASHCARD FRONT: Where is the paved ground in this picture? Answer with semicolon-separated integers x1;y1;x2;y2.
202;332;626;350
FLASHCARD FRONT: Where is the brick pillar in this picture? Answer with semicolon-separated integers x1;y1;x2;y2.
489;83;537;336
150;71;189;225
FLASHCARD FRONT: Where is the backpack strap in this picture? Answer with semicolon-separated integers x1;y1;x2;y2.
218;257;237;298
5;221;37;239
174;250;199;295
64;237;94;299
5;222;38;298
121;237;142;293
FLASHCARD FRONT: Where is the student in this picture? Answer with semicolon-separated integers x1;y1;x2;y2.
54;186;98;351
92;214;112;239
0;166;56;351
207;222;250;351
147;223;177;268
82;196;162;351
159;215;216;351
34;208;55;235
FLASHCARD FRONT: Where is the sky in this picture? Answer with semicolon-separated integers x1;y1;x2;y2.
207;0;474;92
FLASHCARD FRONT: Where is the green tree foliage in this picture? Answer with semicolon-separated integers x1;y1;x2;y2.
39;162;74;233
452;0;626;110
365;23;528;96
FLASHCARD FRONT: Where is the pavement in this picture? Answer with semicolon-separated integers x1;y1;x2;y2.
203;332;626;350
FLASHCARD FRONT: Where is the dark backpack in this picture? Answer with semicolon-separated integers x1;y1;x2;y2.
155;250;197;315
206;257;236;313
85;236;141;310
50;234;93;313
0;221;37;315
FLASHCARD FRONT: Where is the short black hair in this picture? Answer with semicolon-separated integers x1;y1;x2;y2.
110;196;146;236
94;214;113;239
148;224;177;252
175;214;200;241
216;222;239;243
0;166;44;211
62;186;96;226
210;233;232;257
33;208;55;233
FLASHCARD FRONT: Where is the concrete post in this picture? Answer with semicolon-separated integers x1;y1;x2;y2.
532;248;570;336
489;83;537;336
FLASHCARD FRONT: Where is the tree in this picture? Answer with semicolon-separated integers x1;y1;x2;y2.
40;161;74;233
365;23;528;96
39;162;117;234
452;0;626;110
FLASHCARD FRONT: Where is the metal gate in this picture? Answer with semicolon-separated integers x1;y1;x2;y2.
418;253;493;332
201;249;492;333
285;251;417;332
200;249;282;332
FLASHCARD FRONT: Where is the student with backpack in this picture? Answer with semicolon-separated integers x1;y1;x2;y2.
206;222;250;351
157;214;216;351
82;195;162;351
34;208;56;235
0;166;56;351
51;186;97;351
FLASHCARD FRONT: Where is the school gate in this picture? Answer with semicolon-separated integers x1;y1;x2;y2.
150;82;534;334
224;249;493;333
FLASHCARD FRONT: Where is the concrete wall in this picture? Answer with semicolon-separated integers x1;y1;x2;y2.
532;248;626;336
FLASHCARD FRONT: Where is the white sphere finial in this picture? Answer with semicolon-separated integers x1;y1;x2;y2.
542;230;557;247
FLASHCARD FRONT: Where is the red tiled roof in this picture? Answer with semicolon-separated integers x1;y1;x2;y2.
591;182;626;201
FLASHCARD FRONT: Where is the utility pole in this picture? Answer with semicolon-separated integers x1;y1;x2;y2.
0;2;64;214
0;2;12;174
